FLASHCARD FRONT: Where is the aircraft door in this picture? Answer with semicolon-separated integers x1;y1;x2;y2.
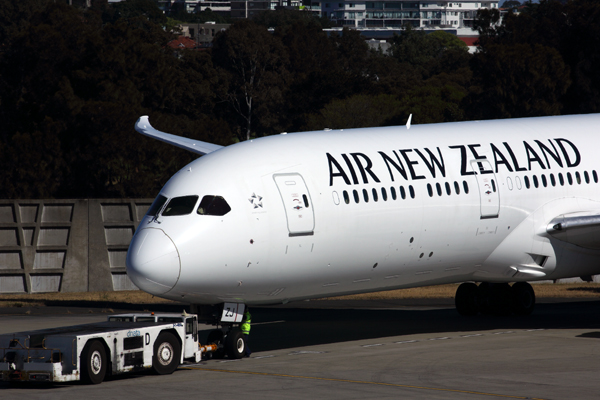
273;173;315;237
470;160;500;219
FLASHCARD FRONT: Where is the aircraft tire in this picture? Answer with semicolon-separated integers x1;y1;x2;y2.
512;282;535;315
81;340;107;385
455;282;479;316
207;329;225;359
153;332;181;375
225;328;245;359
491;283;512;315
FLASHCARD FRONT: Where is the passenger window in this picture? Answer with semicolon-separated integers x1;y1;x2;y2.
343;190;350;204
463;181;469;194
353;190;360;203
196;195;231;216
524;176;530;189
559;173;565;186
445;182;451;196
427;183;433;197
363;189;369;202
436;183;442;196
400;186;406;200
584;171;590;184
491;179;496;192
303;194;310;207
576;171;581;184
550;174;556;186
567;172;573;185
147;195;168;217
164;195;199;216
454;181;460;194
372;188;378;202
390;187;397;200
541;175;547;187
381;187;388;201
409;185;415;199
594;170;598;183
533;175;539;188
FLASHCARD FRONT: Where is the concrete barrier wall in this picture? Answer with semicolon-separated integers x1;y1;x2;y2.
0;199;152;294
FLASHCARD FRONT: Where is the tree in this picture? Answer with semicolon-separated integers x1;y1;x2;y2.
212;20;289;141
389;26;470;79
472;0;600;115
306;94;402;130
0;1;226;198
503;1;522;10
465;43;570;119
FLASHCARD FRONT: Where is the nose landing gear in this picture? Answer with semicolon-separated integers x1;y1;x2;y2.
193;303;248;360
455;281;535;316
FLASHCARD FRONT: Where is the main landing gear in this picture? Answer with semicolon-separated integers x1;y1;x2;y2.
455;281;535;316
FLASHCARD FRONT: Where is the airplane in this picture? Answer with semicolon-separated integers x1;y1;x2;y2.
126;113;600;358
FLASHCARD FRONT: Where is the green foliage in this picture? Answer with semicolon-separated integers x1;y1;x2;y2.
212;20;290;141
389;26;470;79
306;94;403;130
470;0;600;116
0;1;226;199
466;43;570;119
2;0;600;199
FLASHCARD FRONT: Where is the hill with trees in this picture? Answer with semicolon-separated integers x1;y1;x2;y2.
1;0;598;199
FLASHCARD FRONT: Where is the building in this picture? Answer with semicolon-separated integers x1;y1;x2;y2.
230;0;303;18
319;1;499;28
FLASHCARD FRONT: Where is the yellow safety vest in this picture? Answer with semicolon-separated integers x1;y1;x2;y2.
241;315;251;335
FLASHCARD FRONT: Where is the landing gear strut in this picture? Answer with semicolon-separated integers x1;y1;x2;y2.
455;282;535;316
192;303;247;359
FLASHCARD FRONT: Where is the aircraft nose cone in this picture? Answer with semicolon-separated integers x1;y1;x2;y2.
126;228;181;295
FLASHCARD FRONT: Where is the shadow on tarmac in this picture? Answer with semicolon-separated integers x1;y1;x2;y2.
219;299;600;352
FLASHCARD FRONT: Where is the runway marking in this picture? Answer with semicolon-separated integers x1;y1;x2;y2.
395;340;418;344
253;320;286;326
289;350;326;355
181;366;548;400
428;336;450;340
252;355;275;359
362;343;384;347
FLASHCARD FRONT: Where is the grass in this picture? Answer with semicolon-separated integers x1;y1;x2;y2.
0;291;175;308
0;283;599;308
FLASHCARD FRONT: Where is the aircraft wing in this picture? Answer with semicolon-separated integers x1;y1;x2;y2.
546;212;600;250
135;116;224;156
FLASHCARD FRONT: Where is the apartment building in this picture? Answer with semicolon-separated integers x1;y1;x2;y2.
319;1;499;28
230;0;303;18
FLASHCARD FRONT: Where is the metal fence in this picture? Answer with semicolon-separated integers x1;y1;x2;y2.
0;199;152;294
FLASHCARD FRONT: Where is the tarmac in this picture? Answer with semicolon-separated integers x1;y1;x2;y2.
1;297;600;400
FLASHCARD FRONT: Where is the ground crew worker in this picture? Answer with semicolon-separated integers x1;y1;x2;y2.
240;309;251;357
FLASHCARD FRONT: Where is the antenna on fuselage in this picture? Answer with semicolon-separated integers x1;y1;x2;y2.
406;114;412;130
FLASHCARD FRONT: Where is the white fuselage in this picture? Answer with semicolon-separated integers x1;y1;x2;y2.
126;114;600;305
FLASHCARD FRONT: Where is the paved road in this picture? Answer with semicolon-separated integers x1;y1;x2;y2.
1;299;600;400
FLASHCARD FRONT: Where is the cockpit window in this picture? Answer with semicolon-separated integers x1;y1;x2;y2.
162;195;199;216
147;195;168;217
197;195;231;216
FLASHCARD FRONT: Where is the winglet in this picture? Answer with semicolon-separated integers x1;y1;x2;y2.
406;114;412;130
135;116;224;156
